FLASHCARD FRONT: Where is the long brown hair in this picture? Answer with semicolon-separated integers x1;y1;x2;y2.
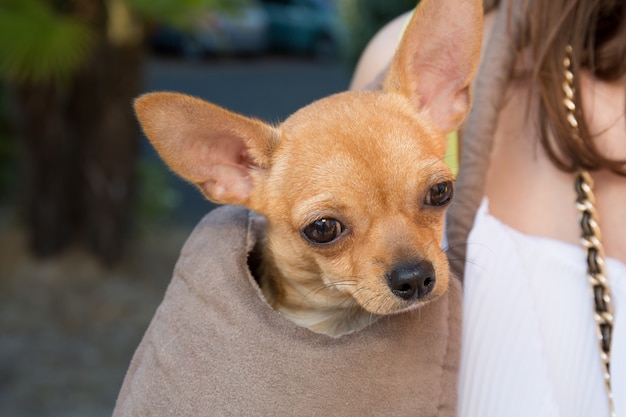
515;0;626;175
447;0;625;277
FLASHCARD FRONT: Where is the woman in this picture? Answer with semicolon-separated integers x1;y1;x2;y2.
351;0;626;416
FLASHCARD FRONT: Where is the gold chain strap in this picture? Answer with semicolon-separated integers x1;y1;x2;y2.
563;45;616;417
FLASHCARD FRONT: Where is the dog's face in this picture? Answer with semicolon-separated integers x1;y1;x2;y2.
250;91;453;315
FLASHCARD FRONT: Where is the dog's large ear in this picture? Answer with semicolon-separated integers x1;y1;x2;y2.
135;92;280;206
384;0;482;133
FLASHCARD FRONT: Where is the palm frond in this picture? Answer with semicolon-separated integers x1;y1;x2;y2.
127;0;251;29
0;0;96;86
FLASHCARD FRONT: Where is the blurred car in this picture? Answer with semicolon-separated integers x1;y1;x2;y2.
149;3;269;58
260;0;344;60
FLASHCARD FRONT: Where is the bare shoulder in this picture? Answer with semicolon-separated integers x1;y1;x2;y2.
349;11;412;91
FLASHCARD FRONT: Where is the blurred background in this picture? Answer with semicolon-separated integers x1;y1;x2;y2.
0;0;417;415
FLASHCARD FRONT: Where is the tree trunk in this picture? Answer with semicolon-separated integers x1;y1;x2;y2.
10;0;145;264
13;83;75;257
70;42;143;264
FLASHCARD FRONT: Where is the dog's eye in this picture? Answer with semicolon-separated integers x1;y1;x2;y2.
425;181;454;206
302;218;343;244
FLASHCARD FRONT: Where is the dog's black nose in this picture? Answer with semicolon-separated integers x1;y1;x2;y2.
387;261;435;301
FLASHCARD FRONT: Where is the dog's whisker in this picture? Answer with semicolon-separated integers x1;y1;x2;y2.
299;278;360;306
308;279;358;295
360;290;387;315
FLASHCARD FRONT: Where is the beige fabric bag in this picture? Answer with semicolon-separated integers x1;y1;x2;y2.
113;206;462;416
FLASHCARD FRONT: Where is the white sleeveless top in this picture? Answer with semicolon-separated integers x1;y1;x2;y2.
458;199;626;417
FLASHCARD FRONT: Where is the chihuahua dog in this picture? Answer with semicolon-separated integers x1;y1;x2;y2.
135;0;481;337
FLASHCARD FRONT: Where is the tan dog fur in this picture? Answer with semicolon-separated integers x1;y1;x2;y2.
135;0;482;337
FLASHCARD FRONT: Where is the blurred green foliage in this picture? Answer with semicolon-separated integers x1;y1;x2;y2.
128;0;250;28
339;0;419;68
0;0;95;86
0;0;249;86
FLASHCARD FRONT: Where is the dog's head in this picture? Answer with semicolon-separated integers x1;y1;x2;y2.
135;0;482;318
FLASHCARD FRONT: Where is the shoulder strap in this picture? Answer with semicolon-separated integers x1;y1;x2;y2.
446;0;524;280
